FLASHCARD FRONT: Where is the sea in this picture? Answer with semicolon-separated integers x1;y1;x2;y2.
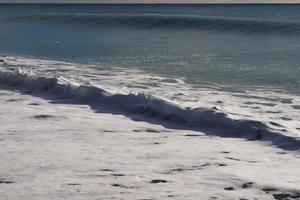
0;4;299;140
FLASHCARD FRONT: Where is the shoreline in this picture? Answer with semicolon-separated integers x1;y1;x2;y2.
0;65;299;151
0;89;300;199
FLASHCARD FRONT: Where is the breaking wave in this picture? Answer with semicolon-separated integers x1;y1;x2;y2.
0;66;298;149
10;13;300;34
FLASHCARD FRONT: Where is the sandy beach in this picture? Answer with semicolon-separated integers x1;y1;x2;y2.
1;88;300;200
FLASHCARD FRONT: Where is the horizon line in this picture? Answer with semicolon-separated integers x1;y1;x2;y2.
0;2;300;4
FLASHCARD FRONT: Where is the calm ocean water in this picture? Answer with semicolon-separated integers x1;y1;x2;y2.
0;4;300;92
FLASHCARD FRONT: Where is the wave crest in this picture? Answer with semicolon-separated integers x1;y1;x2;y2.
1;62;300;150
11;13;300;34
0;67;269;137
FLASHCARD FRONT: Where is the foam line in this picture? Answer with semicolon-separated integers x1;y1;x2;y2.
0;66;299;150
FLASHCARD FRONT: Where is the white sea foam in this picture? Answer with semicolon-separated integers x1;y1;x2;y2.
1;85;300;200
1;56;300;149
0;57;299;150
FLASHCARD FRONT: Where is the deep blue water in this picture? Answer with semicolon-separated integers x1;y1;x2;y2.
0;4;300;92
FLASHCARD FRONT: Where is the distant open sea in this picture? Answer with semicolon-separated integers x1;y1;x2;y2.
0;4;300;138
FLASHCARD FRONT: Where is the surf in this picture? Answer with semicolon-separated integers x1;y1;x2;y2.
0;60;299;150
9;13;300;34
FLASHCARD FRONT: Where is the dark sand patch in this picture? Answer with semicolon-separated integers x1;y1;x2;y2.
273;193;300;200
263;188;277;193
262;187;300;199
32;115;56;119
244;101;276;107
273;193;290;200
246;160;259;163
281;117;292;121
0;179;14;184
184;134;203;137
145;128;161;133
111;174;125;177
67;183;81;186
208;197;218;200
276;152;287;154
221;151;230;154
31;114;66;120
133;128;169;133
165;163;227;174
28;102;41;106
167;194;176;197
269;121;283;127
224;187;235;191
99;169;115;172
242;182;253;189
6;98;23;102
111;183;138;189
265;110;282;114
103;130;115;133
150;179;168;184
225;157;241;161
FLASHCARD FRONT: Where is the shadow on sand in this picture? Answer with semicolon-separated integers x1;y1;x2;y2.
1;84;299;152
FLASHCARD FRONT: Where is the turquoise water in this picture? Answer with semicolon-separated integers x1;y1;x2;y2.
0;4;300;92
